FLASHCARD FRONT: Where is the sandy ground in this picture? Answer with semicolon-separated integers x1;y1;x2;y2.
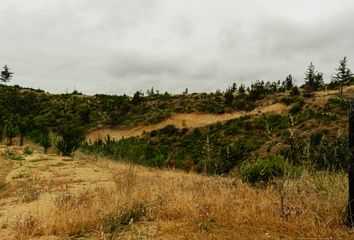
87;103;289;141
0;146;115;239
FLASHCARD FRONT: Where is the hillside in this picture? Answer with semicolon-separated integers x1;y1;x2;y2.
0;82;354;238
86;103;288;141
0;83;352;175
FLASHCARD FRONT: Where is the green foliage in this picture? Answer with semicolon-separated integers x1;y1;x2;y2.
283;74;294;90
324;98;348;115
82;115;268;174
281;129;348;171
304;62;323;92
56;127;85;156
2;148;24;161
241;156;289;184
0;65;13;83
289;99;305;114
39;130;52;153
17;122;28;146
281;96;301;106
4;124;16;144
160;124;177;136
290;86;300;96
22;147;33;155
82;136;167;168
331;57;353;94
224;89;234;106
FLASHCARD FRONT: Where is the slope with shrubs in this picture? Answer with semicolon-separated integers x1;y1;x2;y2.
82;89;350;178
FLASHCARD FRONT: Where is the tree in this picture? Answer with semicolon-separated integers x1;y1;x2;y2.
56;126;85;156
332;57;353;94
131;91;143;104
224;89;234;106
4;124;16;145
39;130;52;153
238;84;245;95
18;122;28;146
304;62;322;92
284;74;294;91
0;65;14;83
290;86;300;96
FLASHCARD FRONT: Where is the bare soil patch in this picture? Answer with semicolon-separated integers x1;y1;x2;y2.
87;103;289;141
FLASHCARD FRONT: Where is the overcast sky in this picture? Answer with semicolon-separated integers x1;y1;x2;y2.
1;0;354;95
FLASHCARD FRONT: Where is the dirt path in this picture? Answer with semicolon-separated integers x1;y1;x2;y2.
87;102;288;141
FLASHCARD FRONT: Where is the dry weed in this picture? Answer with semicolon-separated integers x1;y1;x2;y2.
12;213;44;239
7;156;354;239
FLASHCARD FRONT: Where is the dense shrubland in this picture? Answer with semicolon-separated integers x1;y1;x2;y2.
82;93;349;181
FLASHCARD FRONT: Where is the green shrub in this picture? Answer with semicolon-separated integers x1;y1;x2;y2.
2;148;24;161
281;97;300;106
241;156;288;184
290;86;300;96
302;92;314;98
22;147;33;155
289;99;305;114
160;124;177;136
56;127;85;156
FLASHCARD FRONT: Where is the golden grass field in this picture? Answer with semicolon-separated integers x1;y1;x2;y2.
0;144;353;239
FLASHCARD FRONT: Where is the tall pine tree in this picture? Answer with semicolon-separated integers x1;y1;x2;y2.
332;57;353;94
0;65;14;83
304;62;322;92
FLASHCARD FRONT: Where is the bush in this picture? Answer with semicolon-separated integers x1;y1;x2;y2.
160;124;177;136
22;147;33;155
56;127;85;156
302;92;314;98
2;148;24;161
289;99;305;114
290;86;300;96
241;156;288;184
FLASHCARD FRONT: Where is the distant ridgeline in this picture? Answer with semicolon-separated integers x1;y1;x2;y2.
0;79;291;144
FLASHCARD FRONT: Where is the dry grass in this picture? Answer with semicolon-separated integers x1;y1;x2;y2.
4;155;352;239
0;149;352;239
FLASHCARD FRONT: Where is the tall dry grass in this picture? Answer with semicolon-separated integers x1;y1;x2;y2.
11;157;354;239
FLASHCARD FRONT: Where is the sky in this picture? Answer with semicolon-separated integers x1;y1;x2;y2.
1;0;354;95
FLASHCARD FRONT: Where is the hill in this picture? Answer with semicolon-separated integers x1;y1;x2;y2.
0;82;354;238
0;83;352;175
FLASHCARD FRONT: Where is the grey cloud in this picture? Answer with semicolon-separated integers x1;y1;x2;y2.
255;11;354;59
2;0;354;95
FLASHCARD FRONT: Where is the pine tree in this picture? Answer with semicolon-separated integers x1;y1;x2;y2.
0;65;14;83
238;84;246;94
304;62;322;92
332;57;353;94
224;89;234;106
284;74;293;90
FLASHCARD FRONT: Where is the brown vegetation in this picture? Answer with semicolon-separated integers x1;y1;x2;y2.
0;146;352;239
